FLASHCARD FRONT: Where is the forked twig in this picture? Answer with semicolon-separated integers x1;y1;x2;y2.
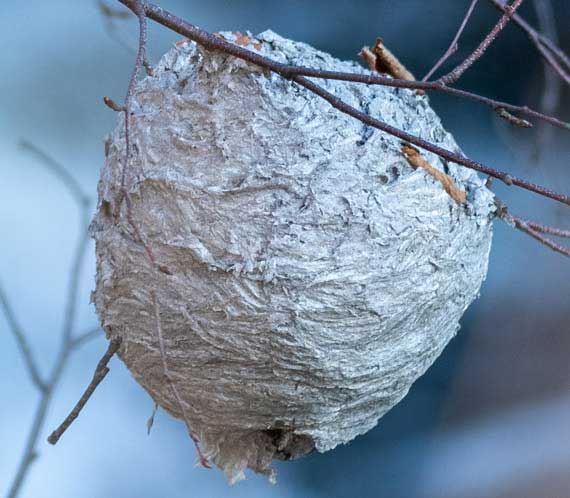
5;143;101;498
500;213;570;257
98;0;154;73
494;197;570;256
531;0;562;157
423;0;480;81
0;282;46;392
524;221;570;238
19;140;90;207
489;0;570;85
438;0;525;85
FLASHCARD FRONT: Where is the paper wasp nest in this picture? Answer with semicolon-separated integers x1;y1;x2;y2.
91;31;494;482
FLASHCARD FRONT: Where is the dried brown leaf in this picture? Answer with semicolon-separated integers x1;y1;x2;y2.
359;47;377;71
402;145;467;205
372;38;416;82
359;38;424;95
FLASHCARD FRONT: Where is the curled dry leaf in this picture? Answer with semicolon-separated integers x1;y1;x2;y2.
359;38;424;94
372;37;416;81
402;145;467;205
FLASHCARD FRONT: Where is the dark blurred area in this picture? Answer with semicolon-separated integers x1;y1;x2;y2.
1;1;569;497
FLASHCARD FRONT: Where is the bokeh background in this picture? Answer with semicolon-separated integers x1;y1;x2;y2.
1;1;569;497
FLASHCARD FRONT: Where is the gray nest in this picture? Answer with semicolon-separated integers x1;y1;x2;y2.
91;31;495;482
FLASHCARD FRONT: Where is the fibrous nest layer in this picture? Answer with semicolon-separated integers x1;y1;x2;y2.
91;30;494;482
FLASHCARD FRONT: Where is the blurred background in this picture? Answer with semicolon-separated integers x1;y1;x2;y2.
1;1;569;497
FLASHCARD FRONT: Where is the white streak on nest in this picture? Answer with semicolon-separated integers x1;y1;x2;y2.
91;30;495;482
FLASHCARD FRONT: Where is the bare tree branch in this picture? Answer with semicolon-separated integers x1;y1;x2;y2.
438;0;525;85
525;221;570;238
19;140;90;207
117;0;570;210
532;0;562;157
111;2;570;133
493;196;570;256
500;213;570;257
109;1;169;275
5;143;96;498
98;0;154;74
423;0;480;81
490;0;570;85
0;282;46;392
117;0;147;209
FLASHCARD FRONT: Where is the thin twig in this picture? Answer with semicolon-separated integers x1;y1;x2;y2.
0;282;46;392
116;0;147;210
62;211;92;347
493;197;570;257
6;143;95;498
525;221;570;238
97;0;154;73
151;292;210;468
532;0;562;157
47;338;122;445
423;0;480;81
501;213;570;257
438;0;525;85
490;0;570;70
7;387;53;498
489;0;570;85
19;140;90;207
110;0;168;274
532;35;570;86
